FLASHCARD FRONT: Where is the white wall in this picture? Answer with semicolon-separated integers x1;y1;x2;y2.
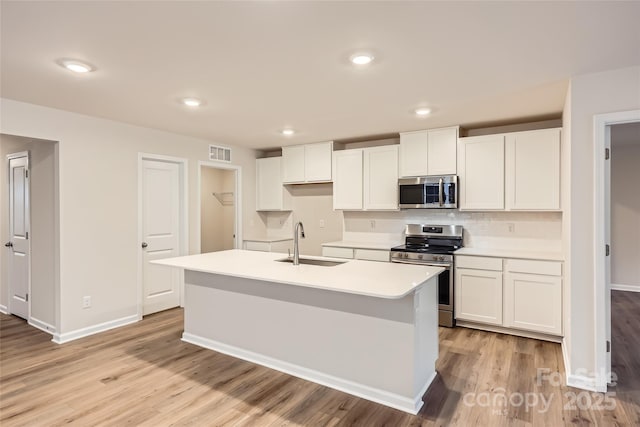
0;134;58;330
0;98;264;335
262;183;343;256
610;142;640;288
565;65;640;379
200;167;235;253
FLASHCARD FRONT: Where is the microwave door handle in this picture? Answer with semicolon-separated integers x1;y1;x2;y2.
438;178;444;206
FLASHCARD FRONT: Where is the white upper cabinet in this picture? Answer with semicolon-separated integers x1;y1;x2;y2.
333;146;399;211
458;134;505;210
505;128;561;211
399;126;458;177
282;141;333;183
333;149;363;210
281;145;305;183
399;131;429;177
459;128;561;211
256;157;291;211
363;145;399;210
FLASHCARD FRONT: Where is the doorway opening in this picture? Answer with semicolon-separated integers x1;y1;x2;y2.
197;161;241;253
608;122;640;395
593;110;640;392
0;133;60;336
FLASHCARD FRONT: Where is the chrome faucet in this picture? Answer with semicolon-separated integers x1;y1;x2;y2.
293;221;305;265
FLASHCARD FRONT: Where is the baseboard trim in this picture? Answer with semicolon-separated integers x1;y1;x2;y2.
566;373;599;392
52;314;138;344
455;321;562;343
0;304;7;314
611;283;640;293
182;332;431;414
29;317;56;335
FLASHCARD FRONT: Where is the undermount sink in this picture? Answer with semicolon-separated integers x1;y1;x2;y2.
276;257;346;267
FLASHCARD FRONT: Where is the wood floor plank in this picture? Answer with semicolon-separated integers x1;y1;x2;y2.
1;299;638;426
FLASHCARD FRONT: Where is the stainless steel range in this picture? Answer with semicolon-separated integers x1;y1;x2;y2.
390;224;463;327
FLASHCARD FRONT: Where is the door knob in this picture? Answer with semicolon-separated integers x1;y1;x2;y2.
4;242;12;248
141;242;148;249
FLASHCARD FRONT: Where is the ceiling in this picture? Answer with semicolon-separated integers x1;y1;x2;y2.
1;2;639;150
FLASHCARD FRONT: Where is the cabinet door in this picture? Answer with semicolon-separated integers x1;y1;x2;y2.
282;145;306;183
256;157;282;210
363;145;399;210
322;246;354;259
244;241;271;252
305;141;333;182
427;127;458;175
333;149;363;210
504;272;562;335
399;131;429;177
505;129;560;210
458;135;505;210
455;268;503;325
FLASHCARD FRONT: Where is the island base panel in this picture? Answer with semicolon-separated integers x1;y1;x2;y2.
182;270;438;414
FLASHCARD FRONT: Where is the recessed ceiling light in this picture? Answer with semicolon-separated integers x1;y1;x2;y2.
57;59;94;73
182;98;203;107
415;107;432;117
281;128;295;136
350;54;374;65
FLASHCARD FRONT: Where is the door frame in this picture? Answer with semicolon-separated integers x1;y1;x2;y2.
196;160;242;252
6;151;31;320
137;153;188;319
593;109;640;391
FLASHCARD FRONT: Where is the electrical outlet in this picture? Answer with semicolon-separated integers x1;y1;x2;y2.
507;223;515;233
370;220;376;229
82;296;91;309
319;219;325;228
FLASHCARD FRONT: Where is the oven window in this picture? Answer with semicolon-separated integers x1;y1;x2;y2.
438;269;451;306
400;185;425;205
425;184;440;204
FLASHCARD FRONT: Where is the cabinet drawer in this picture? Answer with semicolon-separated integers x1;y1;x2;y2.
504;259;562;276
455;255;502;271
244;241;271;252
322;246;354;259
354;249;390;262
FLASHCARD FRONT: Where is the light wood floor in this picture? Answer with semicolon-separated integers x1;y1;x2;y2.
1;295;638;426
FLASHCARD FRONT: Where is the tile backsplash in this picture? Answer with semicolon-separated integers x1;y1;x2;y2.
342;210;562;252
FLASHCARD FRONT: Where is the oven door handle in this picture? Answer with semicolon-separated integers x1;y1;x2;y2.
438;177;444;207
391;259;451;268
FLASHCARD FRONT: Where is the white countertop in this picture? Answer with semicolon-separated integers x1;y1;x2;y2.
321;240;401;251
243;236;293;243
152;249;442;299
455;247;564;261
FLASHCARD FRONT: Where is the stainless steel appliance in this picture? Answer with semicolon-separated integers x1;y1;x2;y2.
390;224;463;327
398;176;458;209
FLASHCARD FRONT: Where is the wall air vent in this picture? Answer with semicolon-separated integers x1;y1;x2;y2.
209;145;232;163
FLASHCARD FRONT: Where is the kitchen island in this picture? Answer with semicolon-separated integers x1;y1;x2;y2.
153;249;443;414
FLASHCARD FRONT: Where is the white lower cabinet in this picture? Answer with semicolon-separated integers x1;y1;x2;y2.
455;266;503;326
244;240;292;253
455;255;563;337
503;260;563;335
322;246;390;262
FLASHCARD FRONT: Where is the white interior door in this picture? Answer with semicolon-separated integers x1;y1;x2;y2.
7;153;30;319
141;159;181;315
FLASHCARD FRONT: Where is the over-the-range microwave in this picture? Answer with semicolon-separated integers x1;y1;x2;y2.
398;176;458;209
